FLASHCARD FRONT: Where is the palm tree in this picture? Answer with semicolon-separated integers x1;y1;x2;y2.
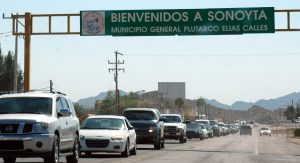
197;98;206;119
175;98;184;114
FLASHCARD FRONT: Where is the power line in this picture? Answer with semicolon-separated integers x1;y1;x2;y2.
125;52;300;57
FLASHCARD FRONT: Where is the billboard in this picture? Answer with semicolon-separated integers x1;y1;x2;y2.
158;82;185;99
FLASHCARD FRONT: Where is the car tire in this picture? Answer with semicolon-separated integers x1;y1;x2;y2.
3;157;16;163
179;135;185;143
200;135;204;140
45;134;59;163
121;140;130;157
161;136;165;148
66;135;79;163
154;135;161;150
130;143;137;155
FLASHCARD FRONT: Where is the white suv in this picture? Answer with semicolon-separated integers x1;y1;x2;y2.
0;92;80;163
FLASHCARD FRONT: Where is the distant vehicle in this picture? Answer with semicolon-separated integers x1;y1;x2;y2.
123;108;165;150
199;124;209;139
209;120;221;137
79;115;137;157
218;122;228;136
186;123;205;140
195;120;213;138
260;127;271;136
195;119;210;124
161;114;187;143
296;117;300;123
240;125;252;136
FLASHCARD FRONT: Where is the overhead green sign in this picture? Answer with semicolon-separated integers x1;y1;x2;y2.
80;7;274;36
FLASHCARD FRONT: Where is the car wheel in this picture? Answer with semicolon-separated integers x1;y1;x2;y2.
161;136;165;149
179;135;185;143
121;140;130;157
66;135;79;163
130;143;137;155
45;134;59;163
3;157;16;163
200;135;204;140
154;135;161;150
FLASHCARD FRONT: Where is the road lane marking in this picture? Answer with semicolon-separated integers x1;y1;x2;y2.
255;136;258;155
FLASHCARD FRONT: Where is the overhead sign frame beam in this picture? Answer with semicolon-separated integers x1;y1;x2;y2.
5;8;300;92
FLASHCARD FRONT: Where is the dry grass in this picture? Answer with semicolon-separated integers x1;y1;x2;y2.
272;128;300;146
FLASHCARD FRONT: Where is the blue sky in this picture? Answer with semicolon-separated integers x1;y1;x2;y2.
0;0;300;105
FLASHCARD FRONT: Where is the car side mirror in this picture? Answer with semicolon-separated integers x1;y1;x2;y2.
58;108;71;117
128;126;134;130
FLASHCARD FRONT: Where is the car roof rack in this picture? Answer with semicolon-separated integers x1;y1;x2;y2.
29;89;66;96
0;91;23;95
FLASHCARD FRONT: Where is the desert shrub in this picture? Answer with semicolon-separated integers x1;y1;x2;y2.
294;128;300;137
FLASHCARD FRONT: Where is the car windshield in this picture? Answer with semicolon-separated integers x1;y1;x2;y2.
123;110;156;121
241;126;251;129
261;128;270;130
161;116;181;123
209;120;218;125
0;97;52;115
187;123;200;129
205;124;211;129
81;118;125;130
195;120;209;124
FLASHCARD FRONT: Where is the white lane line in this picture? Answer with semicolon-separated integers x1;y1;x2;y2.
255;136;258;155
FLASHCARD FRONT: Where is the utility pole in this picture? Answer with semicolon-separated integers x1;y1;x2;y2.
50;80;53;93
108;51;125;115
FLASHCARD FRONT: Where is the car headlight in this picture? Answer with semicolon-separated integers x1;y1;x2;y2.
111;135;125;141
35;122;52;134
149;126;157;133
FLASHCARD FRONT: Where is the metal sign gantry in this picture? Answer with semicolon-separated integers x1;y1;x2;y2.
5;9;300;92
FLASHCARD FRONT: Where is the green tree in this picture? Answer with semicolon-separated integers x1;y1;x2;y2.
175;98;184;114
74;103;85;116
0;47;23;92
96;91;116;115
284;105;296;122
197;98;206;118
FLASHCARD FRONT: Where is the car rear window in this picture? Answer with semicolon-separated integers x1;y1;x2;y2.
123;110;156;121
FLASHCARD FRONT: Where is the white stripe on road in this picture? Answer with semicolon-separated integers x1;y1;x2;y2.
255;136;258;155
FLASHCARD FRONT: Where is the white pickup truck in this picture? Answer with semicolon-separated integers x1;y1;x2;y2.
161;114;187;143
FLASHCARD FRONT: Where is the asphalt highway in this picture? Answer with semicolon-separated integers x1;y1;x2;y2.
2;127;300;163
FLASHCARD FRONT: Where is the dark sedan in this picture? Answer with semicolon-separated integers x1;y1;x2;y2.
240;125;252;136
186;123;205;140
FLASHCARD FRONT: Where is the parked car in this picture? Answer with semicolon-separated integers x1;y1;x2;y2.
123;108;165;150
195;120;213;138
218;122;228;136
204;124;214;138
0;91;80;163
260;127;271;136
79;115;136;157
209;120;221;137
161;114;187;143
186;123;205;140
199;124;209;139
240;125;252;136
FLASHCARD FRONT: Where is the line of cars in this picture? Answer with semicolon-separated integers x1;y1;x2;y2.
77;108;245;158
0;91;243;163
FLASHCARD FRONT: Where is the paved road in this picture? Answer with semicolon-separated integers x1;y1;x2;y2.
2;128;300;163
